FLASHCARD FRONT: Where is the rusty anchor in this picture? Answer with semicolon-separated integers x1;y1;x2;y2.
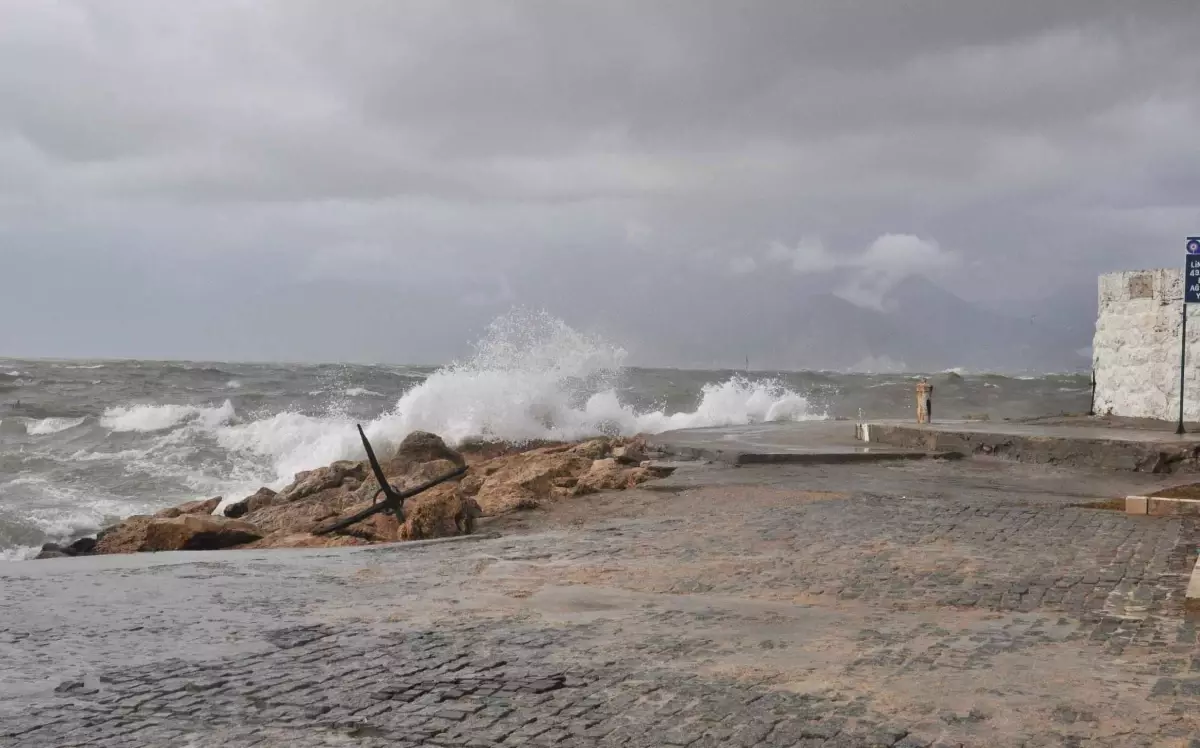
313;425;467;536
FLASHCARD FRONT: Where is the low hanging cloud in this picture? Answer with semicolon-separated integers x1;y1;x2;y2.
0;1;1197;363
765;234;959;309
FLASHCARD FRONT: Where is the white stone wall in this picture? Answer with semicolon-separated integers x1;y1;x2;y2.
1092;268;1200;421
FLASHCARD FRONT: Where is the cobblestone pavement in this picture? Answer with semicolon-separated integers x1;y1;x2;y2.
3;459;1200;747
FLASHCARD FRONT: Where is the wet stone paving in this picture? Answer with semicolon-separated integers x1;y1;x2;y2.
4;459;1200;747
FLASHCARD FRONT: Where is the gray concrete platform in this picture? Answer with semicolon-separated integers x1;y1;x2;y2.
646;420;958;465
860;418;1200;473
5;459;1200;747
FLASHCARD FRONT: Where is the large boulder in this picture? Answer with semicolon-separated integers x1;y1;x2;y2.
275;461;366;503
399;485;481;541
237;490;363;535
224;487;279;518
569;438;612;460
142;515;263;551
611;440;648;465
154;496;221;519
471;451;594;514
389;431;465;469
94;515;262;554
574;458;675;495
94;516;154;554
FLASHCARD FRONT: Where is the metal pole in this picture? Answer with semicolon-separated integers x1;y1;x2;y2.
1088;369;1096;416
1178;301;1188;435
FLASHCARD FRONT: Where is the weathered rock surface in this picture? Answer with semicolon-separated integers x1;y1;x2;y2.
94;515;263;554
389;430;466;470
223;487;278;519
470;450;595;514
242;531;370;550
154;496;220;519
62;431;669;557
275;461;366;504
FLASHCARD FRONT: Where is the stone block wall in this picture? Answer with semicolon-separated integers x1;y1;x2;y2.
1092;268;1200;420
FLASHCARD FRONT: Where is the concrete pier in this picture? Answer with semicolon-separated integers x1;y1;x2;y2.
645;420;958;465
858;416;1200;473
647;415;1200;473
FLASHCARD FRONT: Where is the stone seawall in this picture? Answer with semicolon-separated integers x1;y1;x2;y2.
1093;268;1200;420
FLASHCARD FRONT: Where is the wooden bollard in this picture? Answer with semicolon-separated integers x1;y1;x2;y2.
916;379;933;424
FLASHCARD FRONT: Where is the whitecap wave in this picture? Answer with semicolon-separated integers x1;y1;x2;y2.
101;401;236;433
213;309;821;486
24;417;87;436
345;387;383;397
0;546;38;562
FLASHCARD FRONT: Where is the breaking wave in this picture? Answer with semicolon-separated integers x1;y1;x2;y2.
0;311;822;557
213;310;820;485
24;417;87;436
101;401;236;433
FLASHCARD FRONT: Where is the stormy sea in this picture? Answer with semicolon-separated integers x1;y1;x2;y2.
0;311;1090;560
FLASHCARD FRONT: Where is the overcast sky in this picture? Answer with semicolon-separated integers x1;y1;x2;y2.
1;1;1198;363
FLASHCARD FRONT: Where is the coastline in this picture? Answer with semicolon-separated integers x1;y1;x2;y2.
29;430;674;561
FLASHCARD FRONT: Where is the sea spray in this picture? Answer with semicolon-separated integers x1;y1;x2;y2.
214;310;819;486
100;401;236;433
0;339;1093;559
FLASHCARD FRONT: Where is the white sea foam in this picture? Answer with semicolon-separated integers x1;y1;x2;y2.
101;400;236;433
66;364;106;370
345;387;383;397
24;417;87;436
0;546;38;562
226;380;243;389
212;310;821;486
0;311;821;556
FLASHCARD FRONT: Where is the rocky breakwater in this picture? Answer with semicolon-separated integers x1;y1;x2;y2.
35;432;672;559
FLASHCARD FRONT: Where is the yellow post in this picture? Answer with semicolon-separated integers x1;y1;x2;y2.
916;379;933;424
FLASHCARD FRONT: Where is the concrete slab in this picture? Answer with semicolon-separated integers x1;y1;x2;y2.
859;419;1200;473
1187;555;1200;613
646;420;958;465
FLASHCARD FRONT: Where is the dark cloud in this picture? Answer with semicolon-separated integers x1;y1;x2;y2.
0;0;1197;366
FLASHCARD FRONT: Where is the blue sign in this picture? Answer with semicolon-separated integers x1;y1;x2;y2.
1187;252;1200;303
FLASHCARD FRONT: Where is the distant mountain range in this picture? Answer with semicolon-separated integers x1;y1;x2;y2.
615;275;1093;374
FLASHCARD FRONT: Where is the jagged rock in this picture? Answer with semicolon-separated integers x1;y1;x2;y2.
224;487;279;519
573;458;673;495
276;461;366;503
400;485;481;541
141;515;263;552
570;438;612;460
94;516;154;554
80;430;675;556
94;515;262;554
472;451;593;514
243;531;370;550
35;543;69;560
155;496;221;519
238;489;362;535
66;537;96;555
390;431;465;469
611;442;647;465
457;438;568;464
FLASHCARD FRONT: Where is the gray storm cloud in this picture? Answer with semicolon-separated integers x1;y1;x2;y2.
0;1;1197;369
